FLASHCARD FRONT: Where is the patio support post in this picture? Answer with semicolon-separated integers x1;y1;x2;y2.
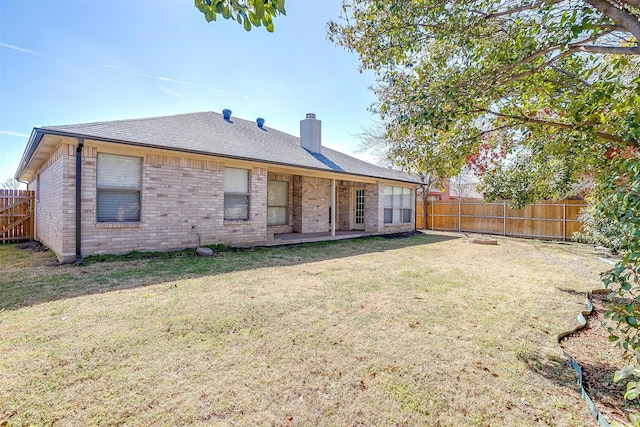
330;179;336;237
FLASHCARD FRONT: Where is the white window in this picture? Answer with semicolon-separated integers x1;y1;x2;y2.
97;153;142;222
224;167;250;220
267;181;288;225
384;186;412;224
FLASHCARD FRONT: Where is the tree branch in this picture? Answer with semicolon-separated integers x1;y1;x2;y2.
578;44;640;55
621;0;640;11
584;0;640;43
492;28;616;86
481;0;564;20
484;110;639;147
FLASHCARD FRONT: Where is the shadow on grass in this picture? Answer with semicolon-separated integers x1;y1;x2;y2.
518;350;629;422
1;232;460;311
517;351;581;392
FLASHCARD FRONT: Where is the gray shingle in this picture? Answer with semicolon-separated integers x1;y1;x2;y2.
43;111;420;184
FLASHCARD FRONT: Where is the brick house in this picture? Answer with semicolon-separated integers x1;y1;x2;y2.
15;111;420;263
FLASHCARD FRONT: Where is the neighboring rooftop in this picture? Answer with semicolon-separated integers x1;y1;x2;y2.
16;111;420;184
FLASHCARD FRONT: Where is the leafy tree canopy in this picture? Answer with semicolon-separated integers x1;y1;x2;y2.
329;0;640;207
195;0;285;32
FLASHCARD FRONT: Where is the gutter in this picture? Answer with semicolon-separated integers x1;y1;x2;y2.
75;138;84;265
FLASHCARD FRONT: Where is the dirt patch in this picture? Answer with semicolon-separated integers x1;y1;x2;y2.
560;292;637;424
16;240;49;252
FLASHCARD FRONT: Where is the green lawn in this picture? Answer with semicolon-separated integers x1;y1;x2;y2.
0;232;605;426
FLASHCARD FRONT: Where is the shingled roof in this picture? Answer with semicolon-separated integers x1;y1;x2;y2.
17;111;420;184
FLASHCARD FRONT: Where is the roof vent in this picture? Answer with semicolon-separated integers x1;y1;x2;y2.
256;117;265;129
222;109;232;122
306;113;316;119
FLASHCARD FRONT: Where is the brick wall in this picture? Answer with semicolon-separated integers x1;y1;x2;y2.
365;183;381;232
32;145;72;261
72;150;269;258
298;176;331;233
32;140;415;262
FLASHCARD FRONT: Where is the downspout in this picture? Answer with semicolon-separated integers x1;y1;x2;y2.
330;179;336;237
75;138;84;265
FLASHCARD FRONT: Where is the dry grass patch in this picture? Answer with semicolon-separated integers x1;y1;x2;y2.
0;232;606;426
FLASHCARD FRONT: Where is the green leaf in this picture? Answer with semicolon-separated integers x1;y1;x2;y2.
249;11;261;27
254;0;264;19
243;15;252;31
221;5;231;19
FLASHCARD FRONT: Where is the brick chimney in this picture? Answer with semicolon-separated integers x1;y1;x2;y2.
300;113;321;153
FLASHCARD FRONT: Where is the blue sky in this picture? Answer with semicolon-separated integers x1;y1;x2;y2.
0;0;379;185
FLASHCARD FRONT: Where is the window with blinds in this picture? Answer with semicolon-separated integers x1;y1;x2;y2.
97;153;142;222
267;181;288;225
383;186;412;224
224;167;250;220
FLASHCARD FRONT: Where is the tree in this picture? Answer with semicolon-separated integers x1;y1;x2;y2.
328;0;639;207
194;0;286;32
1;178;20;190
330;2;640;417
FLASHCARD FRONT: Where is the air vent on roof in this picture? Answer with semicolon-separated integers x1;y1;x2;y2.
256;117;265;129
222;109;232;121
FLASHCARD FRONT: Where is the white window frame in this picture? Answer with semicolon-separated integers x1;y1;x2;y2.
384;186;412;224
96;153;142;223
224;167;250;221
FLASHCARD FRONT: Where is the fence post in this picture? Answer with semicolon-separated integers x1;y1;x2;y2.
503;201;507;236
458;199;461;232
563;202;566;241
431;200;434;231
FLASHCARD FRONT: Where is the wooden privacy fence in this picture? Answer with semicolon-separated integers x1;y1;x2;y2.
416;199;586;241
1;189;35;243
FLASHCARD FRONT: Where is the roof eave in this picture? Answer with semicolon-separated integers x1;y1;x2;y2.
14;127;422;185
14;128;46;181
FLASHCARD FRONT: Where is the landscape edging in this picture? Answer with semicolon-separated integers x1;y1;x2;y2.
557;289;611;427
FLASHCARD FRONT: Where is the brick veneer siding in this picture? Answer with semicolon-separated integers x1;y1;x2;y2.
29;140;415;262
337;183;351;230
72;149;269;259
31;145;71;261
365;183;381;232
294;176;331;233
